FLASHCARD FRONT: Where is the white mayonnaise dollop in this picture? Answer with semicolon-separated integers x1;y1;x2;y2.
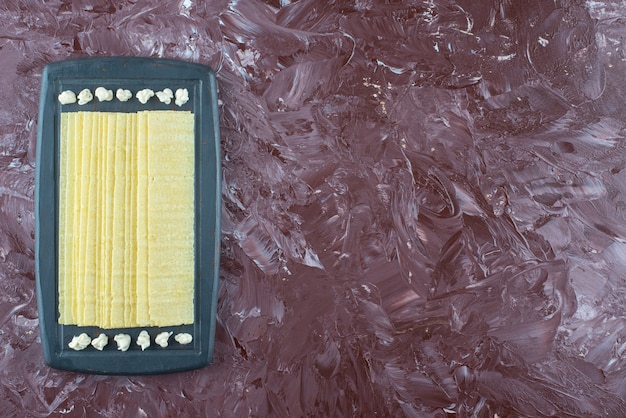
68;333;91;351
174;88;189;106
116;88;132;102
77;89;93;105
174;333;193;345
156;88;174;104
155;331;173;348
136;88;155;104
136;330;151;351
114;333;131;352
91;333;108;351
58;90;76;104
94;87;113;102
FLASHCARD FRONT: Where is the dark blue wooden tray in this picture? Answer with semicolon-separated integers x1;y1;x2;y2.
35;57;221;374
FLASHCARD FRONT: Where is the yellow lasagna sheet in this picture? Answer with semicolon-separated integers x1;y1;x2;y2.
58;110;195;328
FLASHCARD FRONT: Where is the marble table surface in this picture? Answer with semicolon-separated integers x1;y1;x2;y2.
1;0;626;416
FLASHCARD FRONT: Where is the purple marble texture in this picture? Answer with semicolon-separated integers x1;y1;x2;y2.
2;0;626;416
